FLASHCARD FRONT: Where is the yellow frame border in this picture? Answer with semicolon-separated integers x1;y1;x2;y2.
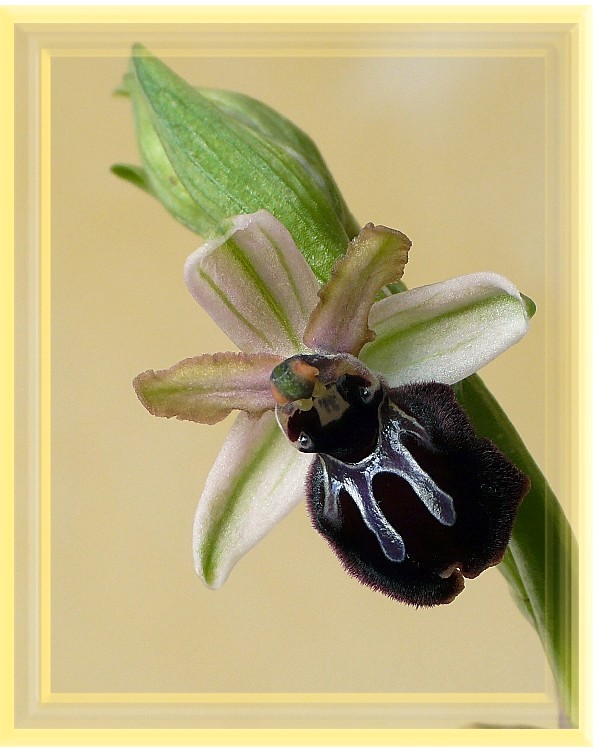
1;4;592;746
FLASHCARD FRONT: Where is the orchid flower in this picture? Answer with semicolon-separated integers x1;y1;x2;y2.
118;44;577;720
133;209;530;606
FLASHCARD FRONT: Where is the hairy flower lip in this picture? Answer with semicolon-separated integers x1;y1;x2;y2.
304;378;530;607
133;210;531;595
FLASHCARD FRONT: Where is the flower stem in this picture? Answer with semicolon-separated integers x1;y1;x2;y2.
456;374;578;727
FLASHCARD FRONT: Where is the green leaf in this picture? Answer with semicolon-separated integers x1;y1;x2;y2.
198;87;359;239
119;69;213;234
120;44;352;282
499;546;537;628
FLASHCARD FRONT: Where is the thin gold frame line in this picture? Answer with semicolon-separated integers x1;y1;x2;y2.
40;42;564;702
44;48;550;59
0;7;16;741
577;5;593;733
43;691;551;705
4;5;588;25
567;19;582;724
39;45;52;706
37;40;566;711
541;32;571;705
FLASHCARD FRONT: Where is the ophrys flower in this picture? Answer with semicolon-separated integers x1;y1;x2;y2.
134;209;530;605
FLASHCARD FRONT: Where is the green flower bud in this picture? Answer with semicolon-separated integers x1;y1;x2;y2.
112;44;356;283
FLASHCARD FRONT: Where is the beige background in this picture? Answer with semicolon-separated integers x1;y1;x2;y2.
38;35;573;725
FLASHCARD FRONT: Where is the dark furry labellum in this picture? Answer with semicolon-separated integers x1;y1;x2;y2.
272;354;530;607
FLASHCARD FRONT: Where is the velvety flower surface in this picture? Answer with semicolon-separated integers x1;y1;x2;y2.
134;209;531;605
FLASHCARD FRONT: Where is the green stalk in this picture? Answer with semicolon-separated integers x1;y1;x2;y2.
456;374;578;726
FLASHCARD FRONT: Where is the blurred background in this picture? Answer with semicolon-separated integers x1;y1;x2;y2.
18;29;574;728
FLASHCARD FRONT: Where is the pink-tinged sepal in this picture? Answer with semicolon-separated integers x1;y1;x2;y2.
184;210;319;355
193;411;314;588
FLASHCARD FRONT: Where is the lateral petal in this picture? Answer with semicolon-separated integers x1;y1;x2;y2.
193;411;314;588
133;352;281;424
184;210;320;355
303;223;410;356
360;272;530;387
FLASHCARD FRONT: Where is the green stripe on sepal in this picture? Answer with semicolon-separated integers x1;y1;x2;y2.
128;44;351;283
183;211;320;356
360;272;529;387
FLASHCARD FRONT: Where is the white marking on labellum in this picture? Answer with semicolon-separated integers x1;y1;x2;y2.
318;403;456;563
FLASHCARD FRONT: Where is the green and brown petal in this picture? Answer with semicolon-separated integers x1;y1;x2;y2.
133;352;281;424
304;223;411;356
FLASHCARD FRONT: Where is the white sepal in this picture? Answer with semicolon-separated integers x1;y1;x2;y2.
193;410;314;588
184;210;319;355
361;272;529;386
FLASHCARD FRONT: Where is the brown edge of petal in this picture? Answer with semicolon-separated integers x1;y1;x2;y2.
132;351;283;425
304;223;411;355
132;367;233;424
133;369;161;414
